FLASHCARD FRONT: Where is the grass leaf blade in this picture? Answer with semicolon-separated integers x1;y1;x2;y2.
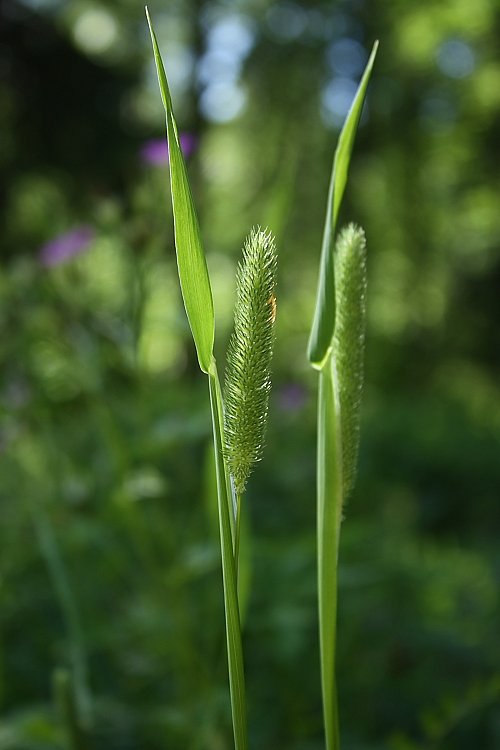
308;40;378;368
146;7;214;373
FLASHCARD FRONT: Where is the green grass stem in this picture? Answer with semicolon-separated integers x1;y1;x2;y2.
53;668;89;750
208;362;248;750
317;355;343;750
32;504;92;729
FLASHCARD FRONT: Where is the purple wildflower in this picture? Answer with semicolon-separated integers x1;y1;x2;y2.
140;133;198;166
39;226;94;267
278;383;307;412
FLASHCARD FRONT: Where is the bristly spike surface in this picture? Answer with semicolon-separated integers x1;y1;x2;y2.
332;223;367;498
224;227;278;495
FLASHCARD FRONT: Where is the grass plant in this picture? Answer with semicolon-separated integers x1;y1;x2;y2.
147;7;377;746
3;5;499;748
308;43;378;750
146;10;277;749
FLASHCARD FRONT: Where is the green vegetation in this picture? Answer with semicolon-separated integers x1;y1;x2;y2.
1;1;499;749
307;47;375;746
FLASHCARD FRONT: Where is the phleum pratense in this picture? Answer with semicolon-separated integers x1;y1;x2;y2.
224;227;277;496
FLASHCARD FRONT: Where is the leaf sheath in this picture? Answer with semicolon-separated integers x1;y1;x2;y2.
317;355;343;750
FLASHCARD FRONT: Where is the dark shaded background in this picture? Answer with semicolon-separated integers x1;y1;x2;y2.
1;0;499;748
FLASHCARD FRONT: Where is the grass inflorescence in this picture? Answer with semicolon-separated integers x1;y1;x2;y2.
332;223;367;498
224;227;277;496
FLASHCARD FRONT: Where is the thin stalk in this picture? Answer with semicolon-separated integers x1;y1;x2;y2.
31;503;92;728
53;668;89;750
211;363;237;548
208;361;248;750
317;354;344;750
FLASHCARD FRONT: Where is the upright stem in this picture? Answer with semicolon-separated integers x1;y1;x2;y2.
53;669;89;750
31;503;92;728
317;355;343;750
208;362;248;750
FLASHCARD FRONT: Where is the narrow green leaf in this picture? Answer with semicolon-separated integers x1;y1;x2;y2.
308;41;378;368
146;7;214;373
208;363;248;750
317;354;343;750
332;224;367;497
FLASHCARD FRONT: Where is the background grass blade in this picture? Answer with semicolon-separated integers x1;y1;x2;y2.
146;7;214;373
317;355;343;750
307;41;378;368
31;501;92;728
208;364;248;750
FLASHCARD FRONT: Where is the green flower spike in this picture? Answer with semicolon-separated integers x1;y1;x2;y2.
224;227;278;496
332;223;367;498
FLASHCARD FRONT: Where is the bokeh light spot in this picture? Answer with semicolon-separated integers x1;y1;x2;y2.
200;82;246;123
436;39;475;79
327;38;367;78
72;7;118;56
266;2;307;41
321;77;359;128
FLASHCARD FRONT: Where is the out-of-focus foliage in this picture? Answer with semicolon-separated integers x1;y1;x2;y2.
0;0;499;748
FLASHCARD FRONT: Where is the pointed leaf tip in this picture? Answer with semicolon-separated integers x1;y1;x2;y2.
146;9;215;372
308;40;378;368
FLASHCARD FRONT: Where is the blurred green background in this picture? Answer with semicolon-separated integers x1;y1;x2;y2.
1;0;499;748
